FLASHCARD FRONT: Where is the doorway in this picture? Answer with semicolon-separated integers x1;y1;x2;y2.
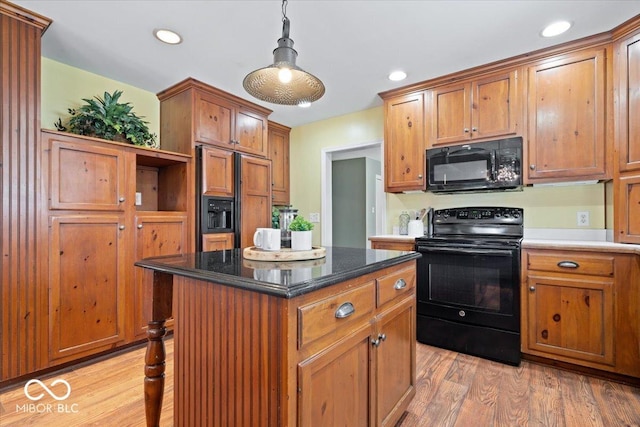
321;140;385;248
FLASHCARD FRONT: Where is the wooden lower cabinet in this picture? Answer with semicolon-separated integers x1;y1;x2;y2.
521;248;640;377
202;232;235;251
374;296;415;427
49;215;127;363
41;130;190;371
297;324;373;427
614;173;640;243
132;213;187;339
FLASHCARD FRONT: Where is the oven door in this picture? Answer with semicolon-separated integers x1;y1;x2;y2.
416;244;520;332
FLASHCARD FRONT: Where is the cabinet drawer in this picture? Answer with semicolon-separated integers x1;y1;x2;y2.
376;266;416;307
526;251;614;277
298;282;375;350
370;240;415;251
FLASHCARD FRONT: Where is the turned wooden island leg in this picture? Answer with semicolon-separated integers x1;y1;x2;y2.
143;270;173;427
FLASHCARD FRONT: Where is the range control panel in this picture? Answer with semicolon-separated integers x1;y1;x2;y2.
434;207;523;224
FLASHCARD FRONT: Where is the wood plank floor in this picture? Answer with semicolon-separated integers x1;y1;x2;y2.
1;338;639;426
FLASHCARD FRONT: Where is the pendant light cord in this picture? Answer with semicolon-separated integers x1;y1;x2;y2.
281;0;289;38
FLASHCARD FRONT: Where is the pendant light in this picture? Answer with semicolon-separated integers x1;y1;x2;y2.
243;0;325;106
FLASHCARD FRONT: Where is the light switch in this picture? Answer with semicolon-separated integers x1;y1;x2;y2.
309;212;320;223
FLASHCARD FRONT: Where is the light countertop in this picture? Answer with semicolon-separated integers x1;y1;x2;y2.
369;234;640;255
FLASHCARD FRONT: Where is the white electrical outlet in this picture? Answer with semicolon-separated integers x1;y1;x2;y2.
309;212;320;223
135;192;142;206
577;211;590;227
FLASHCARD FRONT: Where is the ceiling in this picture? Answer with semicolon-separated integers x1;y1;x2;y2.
13;1;640;128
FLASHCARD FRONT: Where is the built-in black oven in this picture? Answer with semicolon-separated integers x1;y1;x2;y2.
415;207;523;366
426;137;522;193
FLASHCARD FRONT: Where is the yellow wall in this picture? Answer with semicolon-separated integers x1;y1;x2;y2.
41;58;160;137
41;58;609;245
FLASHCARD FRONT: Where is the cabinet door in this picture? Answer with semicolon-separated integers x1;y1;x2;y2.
472;70;519;140
527;47;607;181
375;297;416;427
201;146;234;197
202;232;234;251
49;215;127;363
239;154;272;249
298;324;373;427
269;124;290;205
525;274;614;366
195;91;234;148
384;93;425;192
428;83;471;145
235;107;268;158
616;31;640;172
132;214;187;339
49;138;128;211
614;173;640;244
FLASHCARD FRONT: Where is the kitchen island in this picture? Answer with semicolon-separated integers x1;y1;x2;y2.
135;246;420;427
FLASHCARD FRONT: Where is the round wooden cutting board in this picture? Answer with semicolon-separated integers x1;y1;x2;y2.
243;246;326;261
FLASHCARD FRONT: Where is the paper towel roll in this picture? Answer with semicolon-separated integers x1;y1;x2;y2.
408;220;424;237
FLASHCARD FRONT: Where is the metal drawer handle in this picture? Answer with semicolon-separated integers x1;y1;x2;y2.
335;302;355;319
557;261;579;269
394;278;407;290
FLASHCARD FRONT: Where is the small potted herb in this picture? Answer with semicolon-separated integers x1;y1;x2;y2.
288;215;314;251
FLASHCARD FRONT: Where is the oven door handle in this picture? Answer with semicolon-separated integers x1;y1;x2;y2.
416;246;515;256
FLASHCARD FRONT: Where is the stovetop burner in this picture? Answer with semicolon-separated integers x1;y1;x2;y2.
418;206;524;242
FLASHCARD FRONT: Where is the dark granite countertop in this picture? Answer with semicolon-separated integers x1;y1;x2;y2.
135;246;421;298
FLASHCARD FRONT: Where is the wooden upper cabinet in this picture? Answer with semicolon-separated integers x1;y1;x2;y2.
427;83;470;145
427;69;519;147
200;146;234;197
195;91;234;148
49;136;130;211
236;107;268;157
615;30;640;172
268;121;291;205
526;47;609;182
194;90;268;157
158;79;271;158
384;92;426;192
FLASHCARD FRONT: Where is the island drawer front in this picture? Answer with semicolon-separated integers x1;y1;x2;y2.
298;281;375;350
376;266;416;307
526;251;615;277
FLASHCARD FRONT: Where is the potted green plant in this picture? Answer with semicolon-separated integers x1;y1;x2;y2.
288;215;314;251
54;90;158;148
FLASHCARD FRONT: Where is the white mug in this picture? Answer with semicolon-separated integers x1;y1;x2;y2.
253;228;281;251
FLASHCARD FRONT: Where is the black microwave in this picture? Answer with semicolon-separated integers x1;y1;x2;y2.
426;137;522;193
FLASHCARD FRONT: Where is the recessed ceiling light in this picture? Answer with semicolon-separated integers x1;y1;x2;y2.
388;70;407;81
541;21;572;38
154;29;182;45
298;101;311;108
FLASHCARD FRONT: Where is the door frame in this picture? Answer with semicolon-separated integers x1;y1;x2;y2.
321;140;385;246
